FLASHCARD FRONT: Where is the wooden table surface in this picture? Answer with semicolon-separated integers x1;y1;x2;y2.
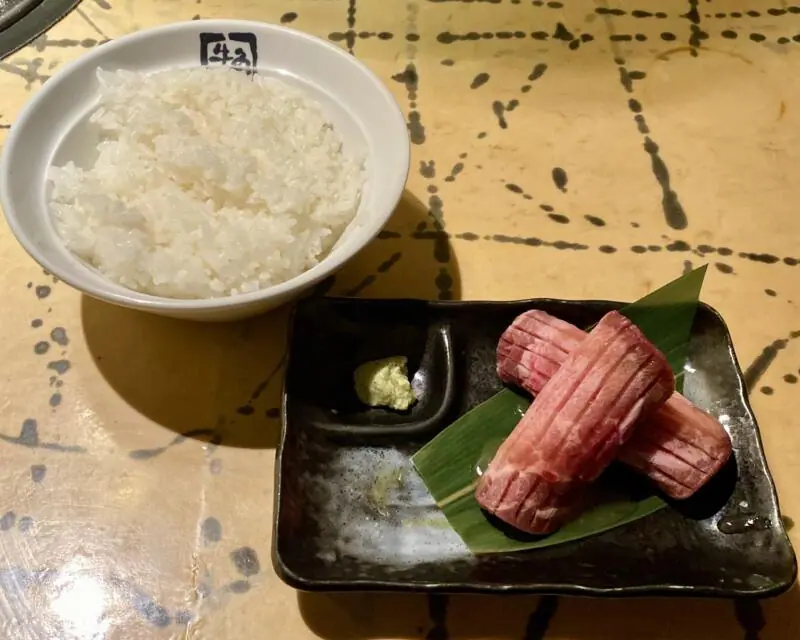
0;0;799;638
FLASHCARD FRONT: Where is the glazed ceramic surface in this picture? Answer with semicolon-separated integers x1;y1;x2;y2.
0;0;81;59
276;297;796;596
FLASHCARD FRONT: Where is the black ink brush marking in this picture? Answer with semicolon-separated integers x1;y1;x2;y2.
0;418;86;453
426;594;449;640
552;167;568;192
346;0;357;53
470;72;490;89
734;598;765;640
744;332;800;390
392;63;425;144
328;31;393;43
76;7;111;40
524;596;560;640
642;132;687;229
599;10;689;230
230;546;261;577
685;0;705;56
129;428;216;460
342;252;403;296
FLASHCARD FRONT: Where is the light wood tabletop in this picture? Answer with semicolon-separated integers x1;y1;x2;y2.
0;0;798;638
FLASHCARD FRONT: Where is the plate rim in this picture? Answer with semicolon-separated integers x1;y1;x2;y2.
0;0;82;62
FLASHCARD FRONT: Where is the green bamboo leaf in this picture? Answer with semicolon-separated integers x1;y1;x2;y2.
411;265;708;554
618;264;708;392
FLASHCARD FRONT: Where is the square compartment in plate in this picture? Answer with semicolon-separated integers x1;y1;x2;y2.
273;298;797;596
283;298;455;437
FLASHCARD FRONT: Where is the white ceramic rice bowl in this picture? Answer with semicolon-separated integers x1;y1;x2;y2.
0;19;410;321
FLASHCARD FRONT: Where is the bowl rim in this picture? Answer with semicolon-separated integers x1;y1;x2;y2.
0;18;410;311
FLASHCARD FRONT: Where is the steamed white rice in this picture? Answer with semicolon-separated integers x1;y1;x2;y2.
47;66;365;299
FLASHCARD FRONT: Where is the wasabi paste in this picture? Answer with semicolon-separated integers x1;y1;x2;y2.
354;356;418;411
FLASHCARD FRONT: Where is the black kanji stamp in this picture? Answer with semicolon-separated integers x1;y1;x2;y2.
200;33;258;74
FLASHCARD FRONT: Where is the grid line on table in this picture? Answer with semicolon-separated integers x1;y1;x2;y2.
325;0;800;242
325;2;800;46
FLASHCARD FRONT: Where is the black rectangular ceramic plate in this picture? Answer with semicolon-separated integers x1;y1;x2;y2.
273;297;797;597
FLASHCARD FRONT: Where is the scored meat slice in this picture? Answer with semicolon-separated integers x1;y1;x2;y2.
497;309;586;392
497;309;733;499
476;311;675;534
